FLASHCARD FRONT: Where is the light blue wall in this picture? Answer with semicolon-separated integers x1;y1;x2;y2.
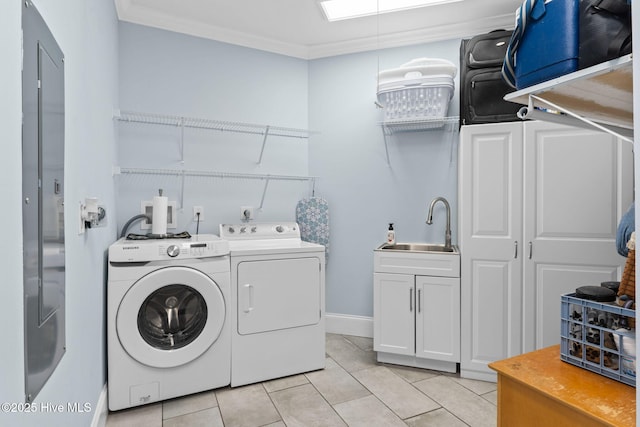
309;41;461;317
117;23;311;236
118;23;461;319
0;1;118;426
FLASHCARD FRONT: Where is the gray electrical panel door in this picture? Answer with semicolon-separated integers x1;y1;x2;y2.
22;0;65;403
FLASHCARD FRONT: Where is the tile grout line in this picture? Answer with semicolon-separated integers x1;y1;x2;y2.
322;340;412;425
382;362;448;422
332;336;444;424
260;382;287;427
161;405;222;426
337;335;489;425
303;371;352;427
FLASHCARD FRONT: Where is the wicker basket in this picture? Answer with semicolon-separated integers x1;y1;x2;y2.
618;232;635;328
619;248;636;301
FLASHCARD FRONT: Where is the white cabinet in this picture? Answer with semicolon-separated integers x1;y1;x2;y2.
459;121;633;381
373;250;460;373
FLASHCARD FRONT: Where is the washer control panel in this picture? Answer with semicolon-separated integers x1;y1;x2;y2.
109;234;229;262
219;222;300;240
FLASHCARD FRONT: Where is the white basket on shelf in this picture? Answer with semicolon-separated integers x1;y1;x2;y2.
377;58;457;123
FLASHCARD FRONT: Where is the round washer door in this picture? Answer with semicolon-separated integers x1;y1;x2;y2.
117;266;226;368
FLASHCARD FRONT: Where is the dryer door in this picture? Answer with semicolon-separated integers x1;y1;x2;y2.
117;266;225;368
237;257;321;335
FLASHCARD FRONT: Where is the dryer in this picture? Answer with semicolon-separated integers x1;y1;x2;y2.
220;222;325;387
107;234;230;411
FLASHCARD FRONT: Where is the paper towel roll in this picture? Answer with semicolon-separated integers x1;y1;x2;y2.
152;195;168;236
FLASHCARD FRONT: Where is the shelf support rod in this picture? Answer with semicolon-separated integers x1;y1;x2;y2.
180;117;185;162
179;117;186;210
257;126;271;164
382;126;391;166
258;177;271;210
179;170;185;211
523;95;633;144
448;122;458;164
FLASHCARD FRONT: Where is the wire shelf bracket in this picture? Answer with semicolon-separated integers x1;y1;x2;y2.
379;116;460;165
504;54;633;144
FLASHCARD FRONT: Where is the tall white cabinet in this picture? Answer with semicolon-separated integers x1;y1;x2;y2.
459;120;633;381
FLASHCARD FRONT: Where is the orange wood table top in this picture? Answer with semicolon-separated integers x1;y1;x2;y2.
489;345;636;427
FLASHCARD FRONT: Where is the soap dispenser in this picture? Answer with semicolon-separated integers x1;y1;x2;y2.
387;223;396;244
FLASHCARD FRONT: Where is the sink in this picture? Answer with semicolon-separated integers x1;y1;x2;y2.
374;242;460;277
376;243;459;254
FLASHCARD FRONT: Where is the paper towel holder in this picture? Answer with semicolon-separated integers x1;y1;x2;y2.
139;200;177;230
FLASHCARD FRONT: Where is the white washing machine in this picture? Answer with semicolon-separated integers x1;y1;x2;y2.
107;234;230;411
219;222;325;387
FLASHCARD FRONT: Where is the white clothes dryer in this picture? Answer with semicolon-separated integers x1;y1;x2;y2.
220;222;326;387
107;234;230;411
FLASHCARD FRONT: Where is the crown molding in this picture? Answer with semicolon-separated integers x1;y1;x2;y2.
115;0;514;60
307;14;515;59
115;0;310;58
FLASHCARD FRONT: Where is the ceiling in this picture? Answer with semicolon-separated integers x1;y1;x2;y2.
114;0;521;59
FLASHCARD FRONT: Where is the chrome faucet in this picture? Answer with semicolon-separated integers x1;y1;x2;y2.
426;197;452;250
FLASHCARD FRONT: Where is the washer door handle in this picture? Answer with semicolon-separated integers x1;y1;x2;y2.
243;284;254;313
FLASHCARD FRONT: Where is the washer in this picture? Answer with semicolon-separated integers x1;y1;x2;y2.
107;234;230;411
219;222;325;387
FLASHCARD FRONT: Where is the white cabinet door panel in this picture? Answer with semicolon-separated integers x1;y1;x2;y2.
470;260;520;367
467;125;522;240
526;125;620;239
373;273;415;356
535;264;621;349
460;123;523;379
416;276;460;362
522;121;631;352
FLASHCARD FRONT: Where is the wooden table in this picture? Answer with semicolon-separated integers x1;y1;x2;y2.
489;345;635;427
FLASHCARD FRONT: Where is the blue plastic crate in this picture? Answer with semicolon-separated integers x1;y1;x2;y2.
560;293;635;387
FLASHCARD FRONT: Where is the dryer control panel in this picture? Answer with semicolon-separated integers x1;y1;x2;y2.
220;222;300;240
109;234;229;262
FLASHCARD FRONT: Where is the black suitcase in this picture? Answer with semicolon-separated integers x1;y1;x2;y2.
460;30;521;126
579;0;632;69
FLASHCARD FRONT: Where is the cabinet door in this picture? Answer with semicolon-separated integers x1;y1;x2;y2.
416;276;460;362
459;123;524;379
373;273;415;356
522;122;633;351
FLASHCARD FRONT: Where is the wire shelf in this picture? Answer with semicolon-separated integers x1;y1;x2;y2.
380;116;460;135
116;167;316;182
115;167;317;210
115;109;314;139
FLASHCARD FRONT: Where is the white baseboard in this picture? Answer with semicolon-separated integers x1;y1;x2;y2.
325;313;373;338
91;383;108;427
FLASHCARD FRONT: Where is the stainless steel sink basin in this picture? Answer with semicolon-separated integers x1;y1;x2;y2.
377;243;459;254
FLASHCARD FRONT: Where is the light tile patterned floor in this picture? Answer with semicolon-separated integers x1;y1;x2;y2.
106;334;497;427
